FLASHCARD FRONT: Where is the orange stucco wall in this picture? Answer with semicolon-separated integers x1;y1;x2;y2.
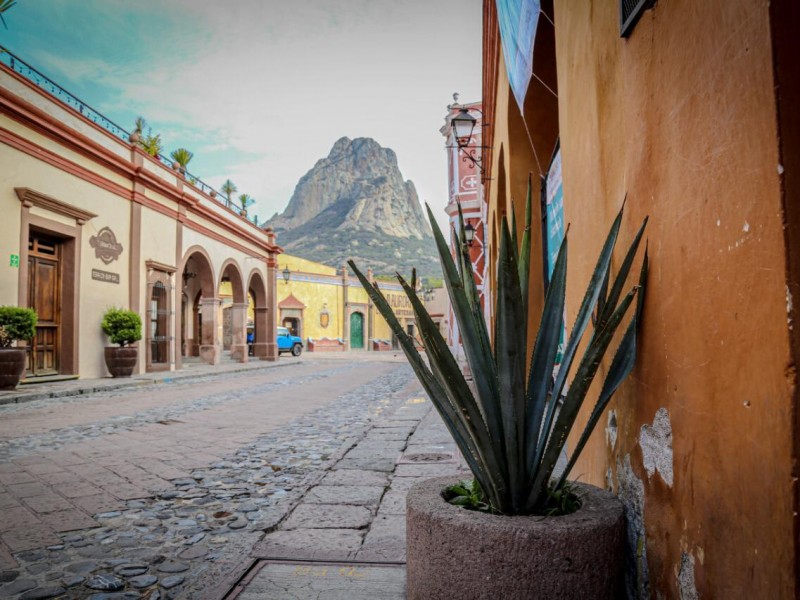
552;0;794;596
484;0;797;596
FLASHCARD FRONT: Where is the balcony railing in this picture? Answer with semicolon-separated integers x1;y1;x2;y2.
0;46;261;226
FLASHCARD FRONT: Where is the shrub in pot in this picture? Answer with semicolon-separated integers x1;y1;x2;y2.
0;306;37;390
350;180;648;599
101;308;142;378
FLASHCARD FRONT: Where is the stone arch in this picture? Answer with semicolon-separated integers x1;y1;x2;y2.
247;268;269;358
179;246;219;365
218;258;246;303
180;245;216;298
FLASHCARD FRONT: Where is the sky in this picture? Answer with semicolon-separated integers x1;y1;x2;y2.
0;0;482;231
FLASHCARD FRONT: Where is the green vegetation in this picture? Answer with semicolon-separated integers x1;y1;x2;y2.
239;193;255;211
0;0;17;29
0;306;37;348
170;147;194;171
221;179;237;204
101;308;142;347
350;177;648;516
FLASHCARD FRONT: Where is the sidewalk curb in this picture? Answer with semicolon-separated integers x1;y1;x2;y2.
0;359;301;406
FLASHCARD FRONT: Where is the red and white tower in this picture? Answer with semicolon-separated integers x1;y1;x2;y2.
441;97;489;359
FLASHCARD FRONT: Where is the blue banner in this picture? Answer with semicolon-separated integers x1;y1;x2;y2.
545;147;564;278
496;0;540;113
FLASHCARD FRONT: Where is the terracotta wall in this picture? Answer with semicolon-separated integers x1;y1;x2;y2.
549;0;795;596
483;0;798;596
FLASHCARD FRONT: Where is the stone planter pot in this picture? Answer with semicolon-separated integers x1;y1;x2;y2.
0;347;27;390
406;476;625;600
104;346;138;378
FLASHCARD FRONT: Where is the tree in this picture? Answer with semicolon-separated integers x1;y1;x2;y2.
238;193;255;216
238;193;254;210
221;179;237;205
170;148;194;171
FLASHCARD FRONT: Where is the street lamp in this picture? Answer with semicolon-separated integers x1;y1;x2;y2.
452;108;477;146
450;107;483;173
282;266;291;284
464;221;475;246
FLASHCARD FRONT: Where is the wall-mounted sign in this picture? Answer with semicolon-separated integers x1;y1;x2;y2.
89;227;123;264
9;254;19;268
92;268;120;284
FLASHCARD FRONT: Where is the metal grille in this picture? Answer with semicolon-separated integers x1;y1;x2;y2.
620;0;654;38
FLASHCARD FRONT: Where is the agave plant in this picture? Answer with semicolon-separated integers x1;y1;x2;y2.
349;179;648;516
238;193;255;210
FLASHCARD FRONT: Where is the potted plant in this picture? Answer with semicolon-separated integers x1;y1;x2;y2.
0;306;37;390
101;308;142;378
349;179;648;599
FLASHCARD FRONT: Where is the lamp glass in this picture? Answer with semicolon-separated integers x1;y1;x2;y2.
282;266;291;283
464;222;476;244
452;109;476;143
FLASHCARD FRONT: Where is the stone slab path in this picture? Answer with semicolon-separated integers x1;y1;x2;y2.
0;356;452;599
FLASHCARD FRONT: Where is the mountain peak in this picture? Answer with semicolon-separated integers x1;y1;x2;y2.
264;137;437;277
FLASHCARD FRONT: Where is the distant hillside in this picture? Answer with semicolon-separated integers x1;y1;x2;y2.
265;137;441;279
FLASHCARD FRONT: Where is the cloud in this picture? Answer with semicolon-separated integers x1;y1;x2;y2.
11;0;482;233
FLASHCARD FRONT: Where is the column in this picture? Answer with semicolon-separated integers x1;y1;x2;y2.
252;306;269;358
264;259;278;361
342;263;350;350
198;297;221;365
229;302;249;363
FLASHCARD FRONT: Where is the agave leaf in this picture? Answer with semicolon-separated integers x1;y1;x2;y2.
394;272;508;508
510;199;519;262
495;217;528;511
596;217;648;332
528;286;639;511
555;246;650;489
348;261;497;504
525;233;567;478
557;316;637;489
533;206;624;469
456;204;483;315
410;267;417;292
426;204;504;455
519;173;533;325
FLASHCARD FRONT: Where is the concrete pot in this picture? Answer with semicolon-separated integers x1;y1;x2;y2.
0;348;27;390
104;346;138;378
406;476;625;600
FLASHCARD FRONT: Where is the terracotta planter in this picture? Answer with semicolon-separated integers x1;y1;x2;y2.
0;348;27;390
406;476;625;600
104;346;138;378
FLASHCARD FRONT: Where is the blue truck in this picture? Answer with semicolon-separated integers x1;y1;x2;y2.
276;326;303;356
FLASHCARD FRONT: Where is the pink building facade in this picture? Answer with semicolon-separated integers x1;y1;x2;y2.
440;99;489;358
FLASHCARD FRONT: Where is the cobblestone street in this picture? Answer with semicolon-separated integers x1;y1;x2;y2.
0;355;456;599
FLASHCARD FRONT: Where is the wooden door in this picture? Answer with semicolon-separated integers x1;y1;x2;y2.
27;234;61;376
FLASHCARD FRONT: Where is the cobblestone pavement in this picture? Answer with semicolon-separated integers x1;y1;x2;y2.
0;357;426;599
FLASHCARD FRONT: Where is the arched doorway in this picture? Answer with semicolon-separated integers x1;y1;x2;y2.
350;312;364;350
218;260;246;362
180;248;217;365
247;269;270;359
149;281;168;366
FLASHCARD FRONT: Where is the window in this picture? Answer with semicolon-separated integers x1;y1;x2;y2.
620;0;654;38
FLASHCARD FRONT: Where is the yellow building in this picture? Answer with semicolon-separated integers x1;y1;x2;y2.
277;254;417;352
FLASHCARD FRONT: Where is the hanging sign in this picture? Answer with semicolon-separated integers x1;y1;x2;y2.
496;0;541;113
544;146;564;279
